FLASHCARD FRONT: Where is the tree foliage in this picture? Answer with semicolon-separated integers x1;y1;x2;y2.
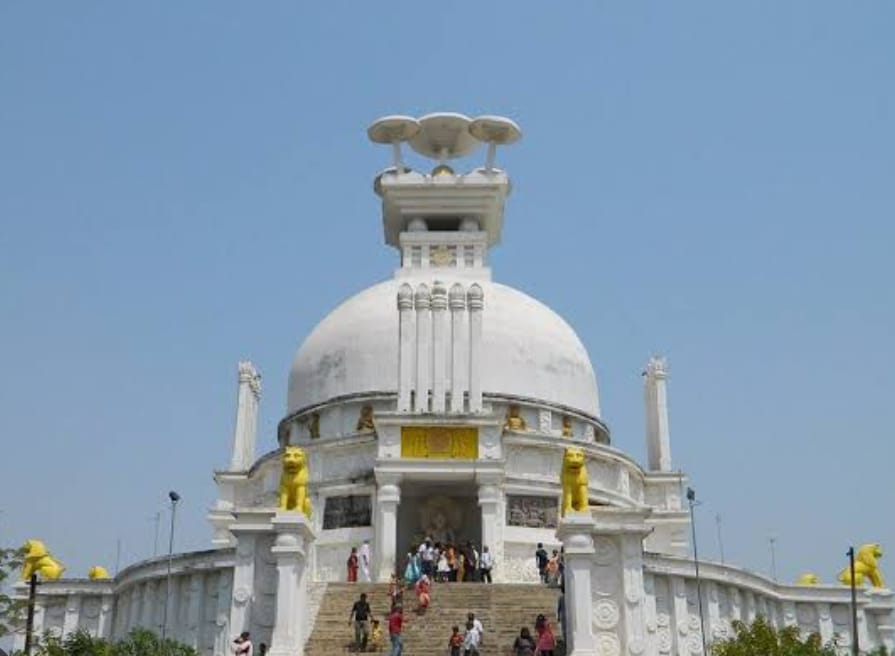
1;545;26;637
25;629;197;656
712;616;890;656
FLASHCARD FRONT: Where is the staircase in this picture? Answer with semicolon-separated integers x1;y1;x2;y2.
304;582;562;655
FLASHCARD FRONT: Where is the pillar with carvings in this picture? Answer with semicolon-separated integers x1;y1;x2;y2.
268;513;315;656
556;514;598;656
374;473;401;582
477;476;504;581
229;532;257;636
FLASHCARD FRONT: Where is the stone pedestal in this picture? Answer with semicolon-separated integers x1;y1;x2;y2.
557;513;598;656
374;475;401;582
269;513;316;656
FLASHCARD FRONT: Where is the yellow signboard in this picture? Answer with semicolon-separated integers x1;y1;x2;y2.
400;426;479;460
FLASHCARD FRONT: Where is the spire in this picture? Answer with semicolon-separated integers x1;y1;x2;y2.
229;361;261;470
643;356;672;472
368;112;521;278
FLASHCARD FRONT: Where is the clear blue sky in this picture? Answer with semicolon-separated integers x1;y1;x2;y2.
1;3;892;585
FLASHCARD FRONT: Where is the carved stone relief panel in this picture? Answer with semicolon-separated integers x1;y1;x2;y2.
323;495;372;529
505;495;559;529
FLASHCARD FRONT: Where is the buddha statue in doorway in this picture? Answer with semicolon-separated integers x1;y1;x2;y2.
418;496;461;545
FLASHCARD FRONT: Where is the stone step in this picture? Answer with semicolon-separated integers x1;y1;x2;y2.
305;582;563;656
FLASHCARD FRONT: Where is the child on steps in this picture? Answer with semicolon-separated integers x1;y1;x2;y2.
448;625;463;656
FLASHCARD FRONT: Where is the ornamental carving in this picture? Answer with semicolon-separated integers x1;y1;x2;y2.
593;564;621;597
657;627;672;653
593;599;620;630
595;632;621;656
593;537;619;565
506;495;559;529
356;405;375;433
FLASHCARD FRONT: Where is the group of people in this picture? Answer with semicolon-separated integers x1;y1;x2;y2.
347;540;373;582
534;543;563;586
348;592;405;655
512;614;557;656
403;538;494;584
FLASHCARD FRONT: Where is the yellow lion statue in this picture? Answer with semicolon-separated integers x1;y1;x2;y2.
561;447;589;516
88;566;110;580
839;543;885;588
796;572;820;586
21;540;64;581
278;446;312;517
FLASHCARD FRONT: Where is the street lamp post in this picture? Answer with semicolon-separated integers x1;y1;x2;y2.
847;547;859;656
687;487;708;656
161;490;181;640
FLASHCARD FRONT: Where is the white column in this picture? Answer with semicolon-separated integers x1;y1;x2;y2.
449;283;466;413
185;573;203;648
620;535;648;656
214;571;233;656
397;284;414;412
706;582;721;644
431;281;448;413
97;594;114;639
467;284;483;413
477;478;503;580
269;513;316;656
671;577;692;656
644;356;672;472
782;600;797;628
374;474;401;582
414;284;431;413
230;361;262;471
63;594;82;637
557;515;598;656
140;580;156;630
229;533;257;635
127;585;141;630
817;603;834;645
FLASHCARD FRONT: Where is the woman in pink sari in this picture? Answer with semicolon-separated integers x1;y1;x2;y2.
415;574;431;612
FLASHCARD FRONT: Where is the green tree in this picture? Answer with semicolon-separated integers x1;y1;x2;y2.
712;616;837;656
27;629;196;656
1;545;26;637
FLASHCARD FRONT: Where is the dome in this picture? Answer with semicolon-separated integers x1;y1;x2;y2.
287;279;600;417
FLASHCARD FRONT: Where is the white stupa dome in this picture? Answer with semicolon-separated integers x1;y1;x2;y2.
287;279;600;417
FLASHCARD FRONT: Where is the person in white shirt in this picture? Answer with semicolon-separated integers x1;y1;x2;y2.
467;612;484;645
462;620;481;655
478;545;494;583
360;539;372;582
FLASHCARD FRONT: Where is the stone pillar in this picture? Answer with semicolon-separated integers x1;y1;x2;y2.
397;284;414;412
374;474;401;582
214;571;233;656
414;284;431;413
817;603;834;645
671;577;693;656
449;283;466;412
268;513;316;656
230;361;262;471
128;585;141;631
557;514;597;656
644;356;672;472
97;594;115;639
620;534;648;656
229;533;258;635
140;579;155;631
185;573;204;648
467;284;483;413
63;594;82;637
431;281;448;413
477;477;503;580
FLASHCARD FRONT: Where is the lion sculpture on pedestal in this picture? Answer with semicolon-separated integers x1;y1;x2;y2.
21;540;64;580
561;447;589;516
278;446;313;517
88;566;110;580
838;543;885;588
